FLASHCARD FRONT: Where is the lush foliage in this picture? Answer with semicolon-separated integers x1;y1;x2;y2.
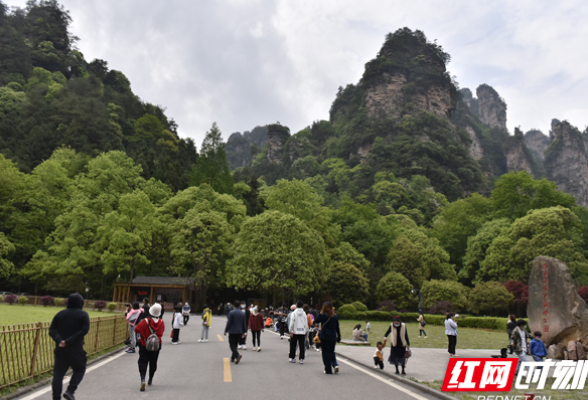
324;262;369;307
94;300;106;311
421;279;469;311
41;295;54;306
468;282;514;316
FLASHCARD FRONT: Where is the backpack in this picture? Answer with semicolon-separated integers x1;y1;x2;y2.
145;319;160;352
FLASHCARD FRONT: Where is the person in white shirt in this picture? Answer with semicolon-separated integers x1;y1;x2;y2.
444;313;458;356
171;306;184;344
288;301;309;364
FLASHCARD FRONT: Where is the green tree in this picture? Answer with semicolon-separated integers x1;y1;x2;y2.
432;193;492;269
421;279;469;311
468;281;514;316
328;241;370;274
0;232;15;279
479;206;588;283
460;218;511;284
98;190;156;281
227;211;328;301
375;271;413;309
191;122;233;194
491;171;576;220
324;262;370;307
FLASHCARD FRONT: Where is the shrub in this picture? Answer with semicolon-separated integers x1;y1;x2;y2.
578;286;588;303
377;300;397;312
107;303;117;312
337;304;357;319
55;298;65;307
0;295;3;303
350;301;368;312
18;295;28;305
421;279;469;311
469;281;514;316
375;271;413;308
4;294;18;305
41;295;55;307
94;301;106;311
428;300;455;315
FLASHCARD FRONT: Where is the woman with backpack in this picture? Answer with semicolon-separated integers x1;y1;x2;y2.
314;302;341;374
199;304;212;342
171;306;183;344
417;312;427;338
125;302;143;354
134;303;165;391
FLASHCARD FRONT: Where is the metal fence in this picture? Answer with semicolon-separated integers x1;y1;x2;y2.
0;315;128;389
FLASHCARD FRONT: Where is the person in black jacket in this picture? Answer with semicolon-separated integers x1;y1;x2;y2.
314;302;341;374
224;300;247;364
48;293;90;400
238;300;250;350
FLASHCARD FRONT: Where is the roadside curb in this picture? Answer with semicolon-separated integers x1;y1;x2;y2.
335;352;457;400
2;346;126;400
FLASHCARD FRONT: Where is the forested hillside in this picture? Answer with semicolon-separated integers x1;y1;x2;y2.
2;7;588;315
0;0;197;191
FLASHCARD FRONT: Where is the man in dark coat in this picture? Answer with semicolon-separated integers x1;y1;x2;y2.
224;300;247;364
49;293;90;400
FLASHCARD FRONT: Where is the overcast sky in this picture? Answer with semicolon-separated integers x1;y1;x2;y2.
9;0;588;146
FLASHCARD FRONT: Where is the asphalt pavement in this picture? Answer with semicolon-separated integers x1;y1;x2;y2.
16;316;441;400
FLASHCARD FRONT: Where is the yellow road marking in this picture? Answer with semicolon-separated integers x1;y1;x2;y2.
223;358;232;382
217;334;224;342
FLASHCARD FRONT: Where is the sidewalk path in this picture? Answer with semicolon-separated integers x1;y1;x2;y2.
17;316;442;400
336;345;499;382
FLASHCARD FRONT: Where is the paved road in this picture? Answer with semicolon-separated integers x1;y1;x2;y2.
17;316;439;400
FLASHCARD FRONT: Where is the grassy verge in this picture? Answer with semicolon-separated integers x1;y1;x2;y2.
0;304;120;326
0;344;125;398
339;320;509;349
421;379;588;400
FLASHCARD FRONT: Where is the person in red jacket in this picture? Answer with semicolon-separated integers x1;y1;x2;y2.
134;303;165;392
248;306;264;352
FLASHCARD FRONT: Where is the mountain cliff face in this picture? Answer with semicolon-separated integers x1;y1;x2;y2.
476;84;507;132
544;121;588;206
505;128;536;176
524;129;552;161
225;126;267;169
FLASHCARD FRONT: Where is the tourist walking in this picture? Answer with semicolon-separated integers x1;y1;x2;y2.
171;306;183;344
134;303;165;391
199;304;212;342
511;319;531;374
225;300;247;364
182;302;191;325
530;331;548;364
445;313;458;356
384;316;410;375
248;306;264;351
239;300;250;350
125;302;143;354
314;302;341;374
142;298;151;317
289;301;309;364
373;341;384;370
49;293;90;400
276;303;288;339
507;314;517;353
417;312;427;338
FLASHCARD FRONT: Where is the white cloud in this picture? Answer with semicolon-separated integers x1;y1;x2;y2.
7;0;588;143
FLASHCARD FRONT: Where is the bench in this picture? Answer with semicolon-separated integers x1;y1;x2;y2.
341;339;370;346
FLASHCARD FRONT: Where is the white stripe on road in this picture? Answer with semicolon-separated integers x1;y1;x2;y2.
339;359;430;400
19;351;127;400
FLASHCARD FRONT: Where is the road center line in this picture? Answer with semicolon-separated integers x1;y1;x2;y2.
339;359;429;400
18;350;127;400
217;334;224;341
223;358;232;382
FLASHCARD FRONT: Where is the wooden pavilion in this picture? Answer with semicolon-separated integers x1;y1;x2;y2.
113;276;196;308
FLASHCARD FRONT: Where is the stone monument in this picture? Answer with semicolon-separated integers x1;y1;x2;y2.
527;256;588;347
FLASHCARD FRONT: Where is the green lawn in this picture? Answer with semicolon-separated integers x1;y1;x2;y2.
0;304;120;326
339;320;509;350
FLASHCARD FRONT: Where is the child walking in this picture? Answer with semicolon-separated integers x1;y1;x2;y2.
529;331;548;363
171;306;183;344
373;342;384;369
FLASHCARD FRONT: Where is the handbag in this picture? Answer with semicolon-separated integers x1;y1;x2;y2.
405;348;412;359
420;321;426;327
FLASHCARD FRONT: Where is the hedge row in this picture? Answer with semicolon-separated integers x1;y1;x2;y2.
338;310;508;331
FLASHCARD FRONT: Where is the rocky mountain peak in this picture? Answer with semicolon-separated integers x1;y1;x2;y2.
475;84;507;132
266;124;290;165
